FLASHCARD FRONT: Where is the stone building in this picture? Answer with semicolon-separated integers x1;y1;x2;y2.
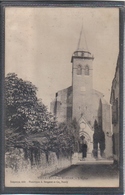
50;32;113;159
110;55;119;164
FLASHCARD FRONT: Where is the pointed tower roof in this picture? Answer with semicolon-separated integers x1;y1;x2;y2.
77;24;88;52
71;26;94;63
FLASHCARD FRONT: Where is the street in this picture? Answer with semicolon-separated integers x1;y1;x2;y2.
50;164;119;187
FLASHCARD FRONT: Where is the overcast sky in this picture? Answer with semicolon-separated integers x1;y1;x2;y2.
5;7;119;109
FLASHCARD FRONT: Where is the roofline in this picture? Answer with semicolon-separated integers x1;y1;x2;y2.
74;50;91;54
71;55;94;63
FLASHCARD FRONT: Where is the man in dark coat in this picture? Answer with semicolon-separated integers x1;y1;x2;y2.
81;135;87;159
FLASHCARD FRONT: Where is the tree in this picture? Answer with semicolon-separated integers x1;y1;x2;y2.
5;73;37;135
5;73;79;169
57;119;79;159
5;73;57;166
93;120;105;158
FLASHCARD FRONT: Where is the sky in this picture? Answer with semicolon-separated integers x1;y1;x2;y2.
5;7;119;109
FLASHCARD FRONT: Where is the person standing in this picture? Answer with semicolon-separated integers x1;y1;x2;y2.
81;135;87;160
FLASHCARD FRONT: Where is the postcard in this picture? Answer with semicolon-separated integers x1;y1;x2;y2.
4;6;120;188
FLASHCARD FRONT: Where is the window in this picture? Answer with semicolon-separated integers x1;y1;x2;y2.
77;65;82;75
85;65;89;75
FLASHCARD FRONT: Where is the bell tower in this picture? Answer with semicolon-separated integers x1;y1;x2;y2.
71;27;94;125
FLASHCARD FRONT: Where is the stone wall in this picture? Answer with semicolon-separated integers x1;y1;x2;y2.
72;58;93;121
5;149;72;179
110;56;119;163
98;99;113;158
50;86;72;123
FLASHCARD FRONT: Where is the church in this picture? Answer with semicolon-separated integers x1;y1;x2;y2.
50;30;113;159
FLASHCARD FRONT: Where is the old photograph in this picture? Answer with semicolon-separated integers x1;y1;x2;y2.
5;7;120;187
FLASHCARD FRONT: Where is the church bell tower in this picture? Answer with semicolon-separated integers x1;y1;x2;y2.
71;27;94;124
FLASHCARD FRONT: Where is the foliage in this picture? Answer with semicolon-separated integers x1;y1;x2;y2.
57;119;79;158
5;73;56;162
5;73;79;168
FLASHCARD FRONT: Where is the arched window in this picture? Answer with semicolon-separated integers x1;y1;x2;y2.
85;65;89;75
77;65;82;75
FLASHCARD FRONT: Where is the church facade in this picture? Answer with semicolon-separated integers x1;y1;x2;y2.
50;37;113;159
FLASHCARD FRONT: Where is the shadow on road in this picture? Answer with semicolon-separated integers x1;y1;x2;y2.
51;164;119;179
